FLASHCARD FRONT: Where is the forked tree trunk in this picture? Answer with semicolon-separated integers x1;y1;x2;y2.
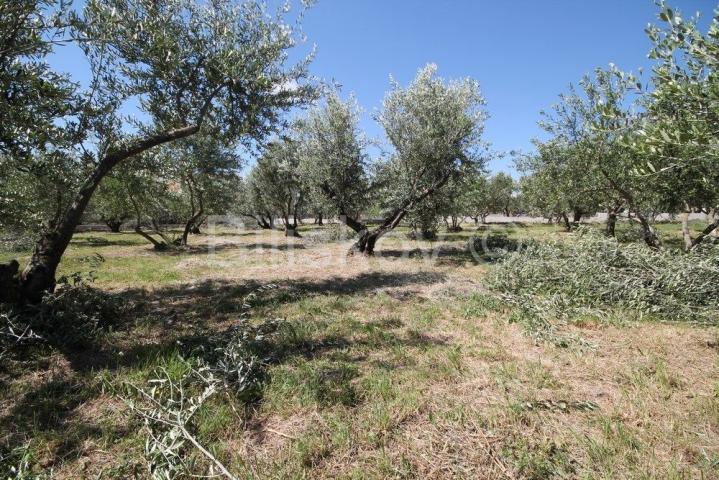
348;173;452;255
285;226;301;237
561;212;571;232
134;225;168;251
180;174;204;246
15;125;200;303
602;172;661;249
283;215;301;237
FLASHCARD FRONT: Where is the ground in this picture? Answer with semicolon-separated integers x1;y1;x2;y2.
1;221;718;479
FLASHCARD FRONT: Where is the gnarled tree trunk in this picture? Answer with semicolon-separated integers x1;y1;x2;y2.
348;172;452;255
634;210;661;249
17;124;200;303
561;212;571;232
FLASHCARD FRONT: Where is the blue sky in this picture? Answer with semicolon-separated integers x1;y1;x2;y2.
294;0;714;173
50;0;715;175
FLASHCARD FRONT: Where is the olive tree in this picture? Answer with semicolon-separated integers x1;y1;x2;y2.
1;0;315;303
517;140;604;231
296;92;370;233
236;174;276;230
249;139;305;237
632;3;719;249
537;67;665;247
91;176;135;232
357;65;487;254
463;174;492;225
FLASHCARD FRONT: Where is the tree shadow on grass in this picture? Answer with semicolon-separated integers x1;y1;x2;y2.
149;242;307;256
0;269;449;471
375;245;481;266
69;236;143;248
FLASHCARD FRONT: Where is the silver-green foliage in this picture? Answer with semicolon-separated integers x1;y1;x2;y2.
490;228;719;324
123;284;283;479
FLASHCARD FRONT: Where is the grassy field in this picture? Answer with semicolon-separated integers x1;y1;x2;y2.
1;221;718;479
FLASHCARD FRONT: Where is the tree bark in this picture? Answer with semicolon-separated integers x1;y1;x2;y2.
688;212;719;250
0;260;19;304
561;212;571;232
606;203;623;237
317;212;323;226
180;175;203;246
572;209;582;225
681;210;693;252
18;124;200;303
601;171;660;249
634;210;661;249
349;172;452;255
606;212;617;237
134;225;168;251
104;219;123;233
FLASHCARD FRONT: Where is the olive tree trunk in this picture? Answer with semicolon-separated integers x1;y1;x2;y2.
15;125;200;303
348;172;452;255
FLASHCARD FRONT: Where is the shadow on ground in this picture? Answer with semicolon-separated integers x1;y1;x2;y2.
0;270;449;470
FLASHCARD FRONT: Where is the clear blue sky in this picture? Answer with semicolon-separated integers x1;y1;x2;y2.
294;0;714;174
50;0;715;174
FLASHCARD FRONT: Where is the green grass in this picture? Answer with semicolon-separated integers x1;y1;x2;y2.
1;223;718;479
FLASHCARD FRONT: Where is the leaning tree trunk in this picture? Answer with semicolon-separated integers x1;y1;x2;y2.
348;172;452;255
13;125;201;303
601;172;661;249
688;210;719;250
634;210;661;249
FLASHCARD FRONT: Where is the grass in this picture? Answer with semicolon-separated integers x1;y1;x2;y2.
1;221;718;479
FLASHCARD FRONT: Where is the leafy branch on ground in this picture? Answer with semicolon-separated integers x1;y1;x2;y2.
120;284;286;479
489;228;719;345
